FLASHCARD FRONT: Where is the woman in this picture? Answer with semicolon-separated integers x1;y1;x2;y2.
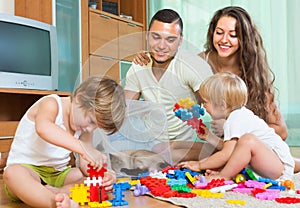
199;6;287;140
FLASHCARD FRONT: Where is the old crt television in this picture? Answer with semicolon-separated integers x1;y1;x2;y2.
0;14;58;90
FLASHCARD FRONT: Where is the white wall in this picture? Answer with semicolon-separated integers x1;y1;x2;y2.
0;0;14;14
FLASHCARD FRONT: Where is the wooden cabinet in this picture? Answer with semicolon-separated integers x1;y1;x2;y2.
0;88;70;152
81;0;147;82
14;0;53;25
89;11;119;59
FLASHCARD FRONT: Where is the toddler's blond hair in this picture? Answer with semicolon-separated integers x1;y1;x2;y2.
199;72;248;111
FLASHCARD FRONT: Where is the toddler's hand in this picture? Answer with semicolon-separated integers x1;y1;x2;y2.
102;170;117;191
78;140;107;170
197;126;209;141
177;161;202;172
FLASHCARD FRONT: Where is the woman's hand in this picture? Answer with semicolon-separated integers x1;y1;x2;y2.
132;51;150;66
210;119;225;137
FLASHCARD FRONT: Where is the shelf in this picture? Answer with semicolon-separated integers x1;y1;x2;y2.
0;88;71;96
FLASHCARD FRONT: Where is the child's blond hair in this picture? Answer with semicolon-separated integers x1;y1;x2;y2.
199;72;248;111
72;76;126;135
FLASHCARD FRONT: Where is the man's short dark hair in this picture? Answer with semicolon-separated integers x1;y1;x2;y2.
149;9;183;35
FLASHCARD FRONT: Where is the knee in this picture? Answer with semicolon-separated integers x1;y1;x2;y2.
238;133;259;147
3;165;20;182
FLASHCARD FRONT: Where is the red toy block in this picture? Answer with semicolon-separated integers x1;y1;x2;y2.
87;164;107;178
88;185;108;202
206;178;225;189
275;197;300;204
251;188;265;197
175;192;197;198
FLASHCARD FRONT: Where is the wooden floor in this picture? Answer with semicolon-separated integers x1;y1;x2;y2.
0;171;179;208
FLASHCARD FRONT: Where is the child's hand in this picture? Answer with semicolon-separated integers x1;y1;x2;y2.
197;126;210;141
78;140;107;170
177;161;202;172
102;170;117;191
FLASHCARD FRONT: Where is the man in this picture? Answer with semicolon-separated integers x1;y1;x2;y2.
124;9;214;163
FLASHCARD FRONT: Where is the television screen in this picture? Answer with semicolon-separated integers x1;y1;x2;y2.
0;14;58;90
0;21;51;76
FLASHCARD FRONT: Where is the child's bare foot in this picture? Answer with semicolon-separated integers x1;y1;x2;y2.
55;193;79;208
46;185;70;194
204;169;219;177
205;174;229;182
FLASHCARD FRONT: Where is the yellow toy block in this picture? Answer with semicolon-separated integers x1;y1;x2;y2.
226;199;246;205
69;184;89;206
178;97;195;109
191;189;224;198
88;201;112;207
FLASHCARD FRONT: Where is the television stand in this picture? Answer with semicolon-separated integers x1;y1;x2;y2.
0;88;71;152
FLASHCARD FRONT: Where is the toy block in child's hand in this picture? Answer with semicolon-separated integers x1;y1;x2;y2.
87;164;107;178
178;97;195;109
173;97;206;133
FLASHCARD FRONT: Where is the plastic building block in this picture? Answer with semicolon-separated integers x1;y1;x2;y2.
162;166;179;174
251;188;266;197
210;183;238;193
167;178;187;186
109;183;128;206
171;184;192;192
173;98;206;134
232;188;253;194
206;178;225;189
244;180;265;188
275;197;300;204
84;176;103;187
174;169;187;179
226;199;246;205
192;189;224;198
258;177;279;186
163;190;178;198
134;184;149;196
245;169;257;180
185;172;196;185
255;190;280;200
175;192;197;198
69;184;90;205
178;97;195;109
194;181;207;189
87;164;107;178
262;182;272;189
88;201;112;207
88;185;107;203
149;170;167;179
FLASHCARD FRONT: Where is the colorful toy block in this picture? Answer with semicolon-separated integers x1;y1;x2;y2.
173;97;206;134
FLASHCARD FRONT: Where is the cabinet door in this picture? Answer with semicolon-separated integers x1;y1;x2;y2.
89;55;120;82
118;21;144;61
89;11;118;59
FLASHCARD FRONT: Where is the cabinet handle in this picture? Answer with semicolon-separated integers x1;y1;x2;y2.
0;136;14;139
128;22;137;27
101;56;113;60
99;14;110;19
